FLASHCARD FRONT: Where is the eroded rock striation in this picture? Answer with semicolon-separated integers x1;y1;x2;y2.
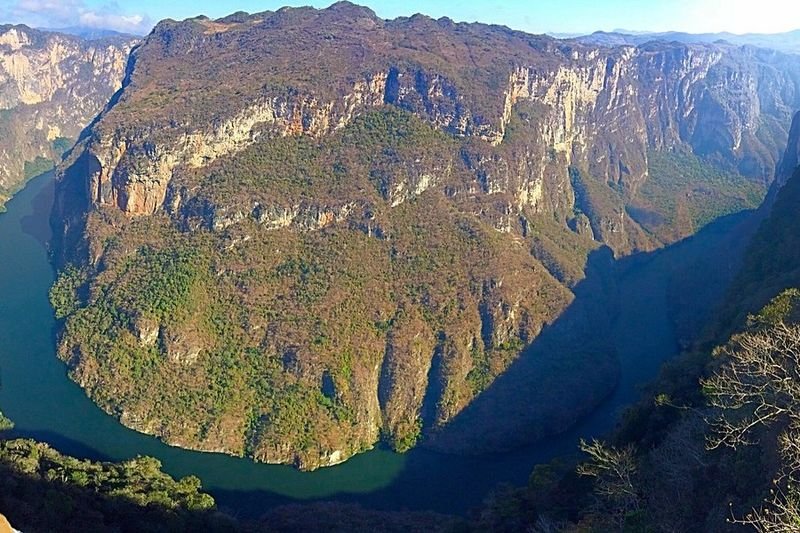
51;3;800;468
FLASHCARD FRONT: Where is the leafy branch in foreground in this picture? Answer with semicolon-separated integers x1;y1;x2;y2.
703;320;800;531
702;321;800;450
577;438;641;527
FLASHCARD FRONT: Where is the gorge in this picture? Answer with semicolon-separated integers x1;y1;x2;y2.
2;2;800;530
0;24;135;209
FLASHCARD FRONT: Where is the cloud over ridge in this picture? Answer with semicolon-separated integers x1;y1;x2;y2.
2;0;151;35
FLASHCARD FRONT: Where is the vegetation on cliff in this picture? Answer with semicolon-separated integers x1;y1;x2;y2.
628;151;765;243
54;108;577;468
0;412;12;432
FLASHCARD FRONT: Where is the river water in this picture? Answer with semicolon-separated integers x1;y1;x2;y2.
0;171;747;518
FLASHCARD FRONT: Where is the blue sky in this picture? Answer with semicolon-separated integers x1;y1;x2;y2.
2;0;799;36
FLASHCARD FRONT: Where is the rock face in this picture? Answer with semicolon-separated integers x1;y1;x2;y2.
777;112;800;188
51;3;800;468
0;25;136;207
0;512;17;533
722;111;800;325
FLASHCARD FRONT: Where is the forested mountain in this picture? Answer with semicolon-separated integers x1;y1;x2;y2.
49;2;800;469
0;2;800;532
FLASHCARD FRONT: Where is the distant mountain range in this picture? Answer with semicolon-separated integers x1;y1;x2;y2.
41;26;139;40
569;29;800;55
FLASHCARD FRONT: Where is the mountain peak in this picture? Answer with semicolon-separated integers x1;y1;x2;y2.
325;1;379;20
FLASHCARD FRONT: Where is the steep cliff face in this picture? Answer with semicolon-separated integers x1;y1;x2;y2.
59;8;799;251
0;25;136;207
51;3;800;468
718;111;800;326
777;112;800;188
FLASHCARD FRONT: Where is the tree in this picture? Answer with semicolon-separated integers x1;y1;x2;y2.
703;321;800;450
577;438;641;528
703;320;800;532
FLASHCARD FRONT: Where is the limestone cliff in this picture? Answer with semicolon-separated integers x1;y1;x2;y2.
59;9;799;251
718;111;800;327
0;25;135;207
50;3;800;468
777;112;800;188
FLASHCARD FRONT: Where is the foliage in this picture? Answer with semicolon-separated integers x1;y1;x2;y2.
0;438;232;532
22;156;54;180
577;438;641;529
630;151;765;242
52;136;74;158
0;412;12;432
389;417;422;453
49;265;84;319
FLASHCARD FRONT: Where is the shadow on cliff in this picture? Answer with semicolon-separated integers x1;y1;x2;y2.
424;207;759;458
205;208;759;520
424;244;621;456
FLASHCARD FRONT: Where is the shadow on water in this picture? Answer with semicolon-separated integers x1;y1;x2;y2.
19;171;55;248
3;428;112;463
0;170;762;520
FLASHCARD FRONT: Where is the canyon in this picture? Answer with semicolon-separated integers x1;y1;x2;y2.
0;24;136;209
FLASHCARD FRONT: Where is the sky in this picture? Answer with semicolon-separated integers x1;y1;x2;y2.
1;0;799;37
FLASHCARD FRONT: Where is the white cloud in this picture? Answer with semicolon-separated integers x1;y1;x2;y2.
1;0;152;35
665;0;800;34
78;11;148;34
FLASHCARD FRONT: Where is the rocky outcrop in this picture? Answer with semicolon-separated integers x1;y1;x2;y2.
0;25;136;207
0;512;18;533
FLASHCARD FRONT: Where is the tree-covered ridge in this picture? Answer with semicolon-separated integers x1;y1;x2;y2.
1;440;214;511
52;2;799;470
